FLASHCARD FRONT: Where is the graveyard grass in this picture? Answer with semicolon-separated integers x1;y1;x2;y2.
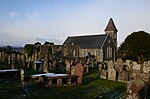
0;62;127;99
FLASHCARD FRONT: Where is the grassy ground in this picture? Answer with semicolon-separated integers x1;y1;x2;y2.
0;62;127;99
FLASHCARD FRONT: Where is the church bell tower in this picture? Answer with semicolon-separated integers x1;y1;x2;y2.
104;18;118;61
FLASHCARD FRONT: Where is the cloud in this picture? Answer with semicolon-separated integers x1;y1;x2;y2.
35;36;66;45
9;11;16;18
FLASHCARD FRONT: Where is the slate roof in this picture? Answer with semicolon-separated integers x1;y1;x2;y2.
63;34;107;48
104;18;118;32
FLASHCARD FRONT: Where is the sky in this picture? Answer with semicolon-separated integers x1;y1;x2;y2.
0;0;150;47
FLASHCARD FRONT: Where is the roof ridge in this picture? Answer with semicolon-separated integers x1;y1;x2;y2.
69;34;106;38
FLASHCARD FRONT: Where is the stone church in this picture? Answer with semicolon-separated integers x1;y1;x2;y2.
63;18;118;62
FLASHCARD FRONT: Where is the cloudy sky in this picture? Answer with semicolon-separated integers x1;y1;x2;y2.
0;0;150;47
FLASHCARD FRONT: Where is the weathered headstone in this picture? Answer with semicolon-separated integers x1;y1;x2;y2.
17;54;21;66
11;53;15;69
101;69;107;79
8;55;12;68
73;63;83;85
126;60;133;69
98;63;102;78
143;62;150;74
27;57;32;68
126;78;147;99
2;51;5;62
84;62;89;73
0;52;1;61
108;69;116;81
107;60;116;81
121;71;129;83
116;58;123;72
65;60;70;74
133;64;141;71
43;55;48;73
20;69;25;89
71;66;74;75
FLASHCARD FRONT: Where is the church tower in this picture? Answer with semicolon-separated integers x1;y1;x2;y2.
104;18;118;61
104;18;118;43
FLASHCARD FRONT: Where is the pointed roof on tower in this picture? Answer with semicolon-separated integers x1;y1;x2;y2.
104;18;118;32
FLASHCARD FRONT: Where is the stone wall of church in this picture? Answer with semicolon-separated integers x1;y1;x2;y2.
79;48;103;62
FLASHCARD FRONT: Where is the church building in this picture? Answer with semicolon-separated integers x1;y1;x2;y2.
63;18;118;62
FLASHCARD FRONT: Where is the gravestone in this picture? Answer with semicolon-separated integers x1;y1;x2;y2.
27;57;32;68
98;63;102;78
133;64;141;71
107;60;116;81
11;53;15;69
143;62;150;74
0;52;1;61
65;60;70;74
2;51;5;62
116;58;123;72
121;71;129;83
71;66;74;75
108;69;116;81
101;69;107;79
126;60;133;69
126;78;147;99
43;55;49;73
17;54;21;66
84;62;89;73
73;63;83;85
140;73;149;82
8;55;12;68
20;69;25;88
22;54;26;67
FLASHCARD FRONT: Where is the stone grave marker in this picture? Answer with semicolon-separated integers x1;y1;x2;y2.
43;55;49;73
143;62;150;74
0;52;1;61
11;53;15;69
101;69;107;79
98;63;102;78
20;69;25;88
73;63;83;85
107;60;116;81
132;64;141;71
2;51;5;62
126;78;147;99
65;60;71;74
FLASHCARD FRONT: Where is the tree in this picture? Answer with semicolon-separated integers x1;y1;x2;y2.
24;44;34;57
118;31;150;61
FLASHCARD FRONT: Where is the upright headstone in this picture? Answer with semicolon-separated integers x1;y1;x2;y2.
120;71;129;83
98;63;102;78
126;60;133;69
17;54;21;67
20;69;25;88
100;63;107;79
27;57;31;68
116;58;123;72
107;60;116;81
143;61;150;74
8;55;11;67
65;60;70;74
0;52;1;61
133;64;141;71
11;53;15;69
22;54;26;67
84;62;89;73
2;51;5;62
73;63;83;85
126;77;147;99
43;55;48;73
